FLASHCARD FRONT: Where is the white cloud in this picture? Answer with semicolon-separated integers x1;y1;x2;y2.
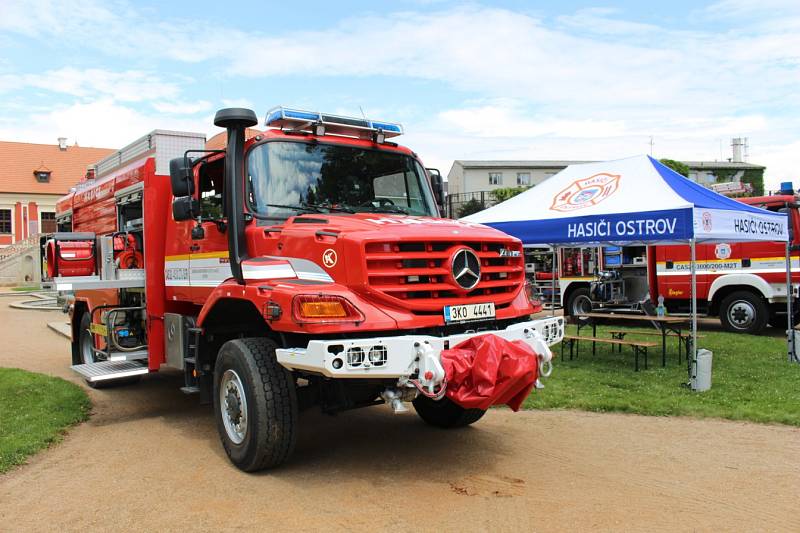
0;98;220;149
152;100;212;114
0;67;181;102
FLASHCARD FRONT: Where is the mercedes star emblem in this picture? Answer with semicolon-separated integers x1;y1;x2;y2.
451;248;481;290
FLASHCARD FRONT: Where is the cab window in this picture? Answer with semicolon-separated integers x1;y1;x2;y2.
198;158;224;220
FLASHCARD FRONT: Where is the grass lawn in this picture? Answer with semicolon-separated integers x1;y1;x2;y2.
10;286;40;292
525;324;800;426
0;368;90;474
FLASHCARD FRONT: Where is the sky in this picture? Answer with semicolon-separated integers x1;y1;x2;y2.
0;0;798;190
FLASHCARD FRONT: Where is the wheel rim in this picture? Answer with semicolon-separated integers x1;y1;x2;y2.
572;294;592;316
80;327;95;364
220;369;248;445
727;299;756;330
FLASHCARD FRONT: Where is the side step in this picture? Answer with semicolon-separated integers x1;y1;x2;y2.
106;349;148;362
71;360;149;383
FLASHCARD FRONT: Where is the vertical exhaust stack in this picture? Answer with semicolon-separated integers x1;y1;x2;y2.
214;108;259;284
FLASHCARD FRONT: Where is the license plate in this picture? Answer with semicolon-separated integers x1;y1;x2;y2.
444;302;496;323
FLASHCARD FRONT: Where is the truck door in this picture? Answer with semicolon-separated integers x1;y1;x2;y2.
655;243;710;304
187;157;231;300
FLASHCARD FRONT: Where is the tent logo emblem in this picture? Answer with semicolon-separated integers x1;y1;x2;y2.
702;212;713;232
550;173;621;212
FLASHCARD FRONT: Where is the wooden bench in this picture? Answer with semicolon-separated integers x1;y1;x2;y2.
561;335;657;371
607;330;705;363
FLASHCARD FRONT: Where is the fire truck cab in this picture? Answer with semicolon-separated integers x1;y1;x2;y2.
48;107;563;471
526;193;799;334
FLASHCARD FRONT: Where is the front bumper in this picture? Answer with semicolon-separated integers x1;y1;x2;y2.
275;316;564;379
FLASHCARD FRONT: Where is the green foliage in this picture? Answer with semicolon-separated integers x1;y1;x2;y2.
740;168;764;196
490;186;531;203
709;168;765;197
0;368;90;473
523;325;800;426
659;158;690;177
457;198;485;218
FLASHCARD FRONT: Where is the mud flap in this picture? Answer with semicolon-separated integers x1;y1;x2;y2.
440;334;540;411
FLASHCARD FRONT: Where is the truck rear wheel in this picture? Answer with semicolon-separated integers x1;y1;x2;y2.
77;313;139;389
566;287;592;319
719;291;767;335
412;395;485;428
213;337;298;472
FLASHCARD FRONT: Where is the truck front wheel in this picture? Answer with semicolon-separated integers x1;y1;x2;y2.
412;395;485;428
213;338;298;472
719;291;767;334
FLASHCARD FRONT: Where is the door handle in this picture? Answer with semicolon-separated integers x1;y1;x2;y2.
189;244;200;252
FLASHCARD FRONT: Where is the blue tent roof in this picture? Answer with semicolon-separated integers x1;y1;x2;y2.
464;155;787;245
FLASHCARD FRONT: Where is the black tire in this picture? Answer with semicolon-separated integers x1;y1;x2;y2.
565;287;592;319
719;291;768;334
412;395;486;429
213;338;298;472
77;313;140;389
768;310;800;329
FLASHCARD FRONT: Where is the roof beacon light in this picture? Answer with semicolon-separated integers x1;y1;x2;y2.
265;106;403;142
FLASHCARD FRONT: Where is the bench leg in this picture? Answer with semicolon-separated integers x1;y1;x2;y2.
644;347;648;370
633;345;639;372
592;323;596;356
561;339;565;362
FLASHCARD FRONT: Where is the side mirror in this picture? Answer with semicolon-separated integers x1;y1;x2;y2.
427;168;445;213
169;157;194;197
172;197;199;221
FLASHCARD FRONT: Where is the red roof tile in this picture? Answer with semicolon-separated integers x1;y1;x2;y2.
0;140;114;195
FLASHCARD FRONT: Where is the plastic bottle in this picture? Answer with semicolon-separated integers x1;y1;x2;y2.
656;295;666;317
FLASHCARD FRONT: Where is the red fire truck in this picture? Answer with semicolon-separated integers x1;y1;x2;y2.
525;194;798;334
48;107;563;471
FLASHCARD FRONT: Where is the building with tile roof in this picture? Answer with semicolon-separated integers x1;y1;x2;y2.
0;139;113;246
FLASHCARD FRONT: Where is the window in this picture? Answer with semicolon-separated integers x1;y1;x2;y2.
198;158;224;220
40;212;56;233
0;209;10;234
246;141;436;219
489;172;503;185
517;172;531;186
34;170;51;183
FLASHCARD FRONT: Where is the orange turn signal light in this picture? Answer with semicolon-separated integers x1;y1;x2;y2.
292;295;364;323
299;300;348;318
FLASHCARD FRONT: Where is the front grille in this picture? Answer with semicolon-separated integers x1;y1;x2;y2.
364;240;525;313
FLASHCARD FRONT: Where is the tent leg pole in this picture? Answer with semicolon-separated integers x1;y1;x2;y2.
690;239;697;377
551;246;557;317
786;239;797;363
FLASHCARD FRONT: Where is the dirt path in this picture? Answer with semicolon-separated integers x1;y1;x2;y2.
1;300;798;532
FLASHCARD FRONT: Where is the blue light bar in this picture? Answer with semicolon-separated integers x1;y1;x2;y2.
264;106;403;140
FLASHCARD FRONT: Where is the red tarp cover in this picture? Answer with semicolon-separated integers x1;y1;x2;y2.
440;334;540;412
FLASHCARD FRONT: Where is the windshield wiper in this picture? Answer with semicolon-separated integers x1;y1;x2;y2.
359;205;409;214
302;202;356;213
261;203;324;213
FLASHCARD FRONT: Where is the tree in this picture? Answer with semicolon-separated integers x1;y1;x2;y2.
659;158;690;178
490;186;532;203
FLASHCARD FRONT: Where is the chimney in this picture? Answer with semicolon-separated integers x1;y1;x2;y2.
731;138;745;163
57;137;68;151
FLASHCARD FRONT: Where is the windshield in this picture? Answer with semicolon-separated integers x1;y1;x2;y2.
246;141;437;218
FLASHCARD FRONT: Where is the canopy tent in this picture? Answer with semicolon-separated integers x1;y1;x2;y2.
464;155;796;371
464;155;787;246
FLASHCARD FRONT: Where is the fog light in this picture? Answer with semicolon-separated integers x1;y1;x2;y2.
332;357;343;369
346;347;365;367
368;345;387;366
